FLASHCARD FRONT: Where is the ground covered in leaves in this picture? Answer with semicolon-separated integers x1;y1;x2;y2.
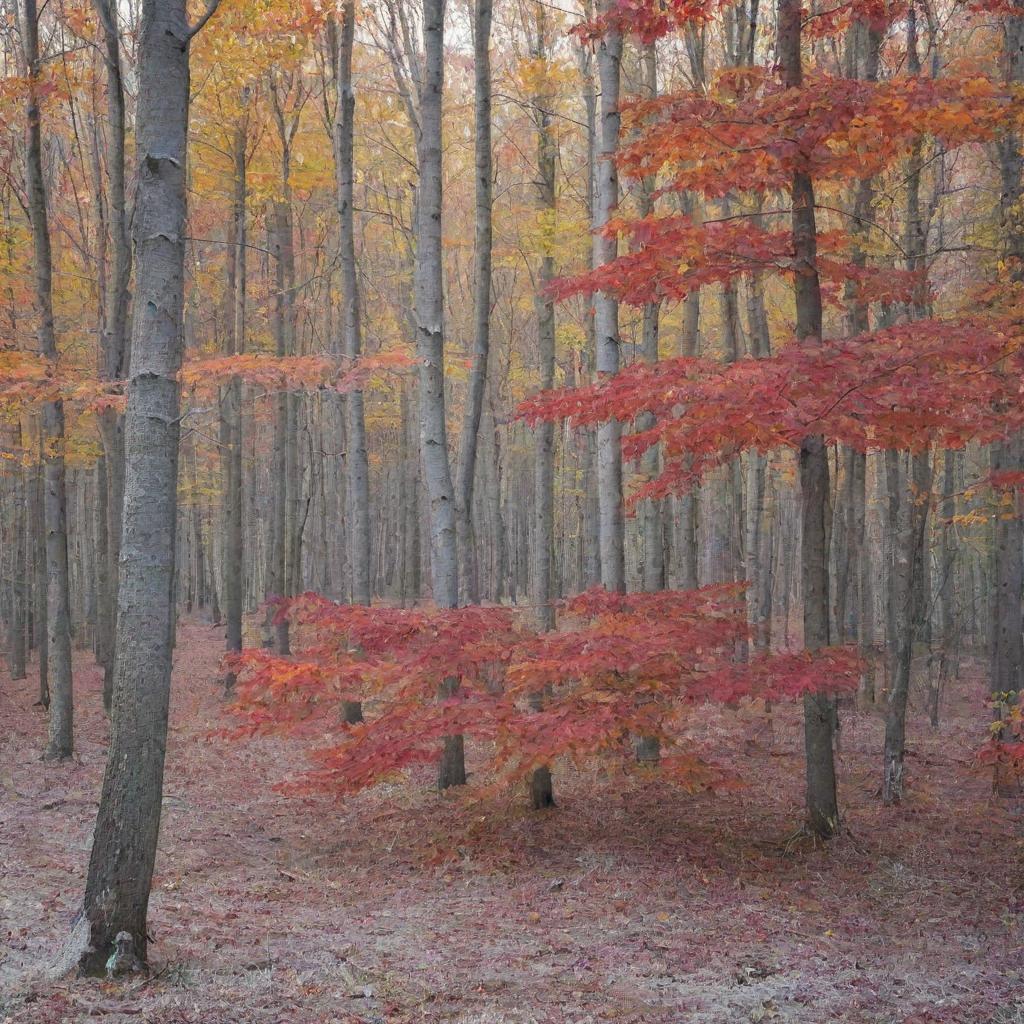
2;621;1023;1023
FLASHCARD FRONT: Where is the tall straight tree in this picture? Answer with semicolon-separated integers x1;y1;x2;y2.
333;0;367;725
637;41;664;597
74;0;220;975
593;0;626;592
991;0;1024;793
454;0;493;606
777;0;840;837
335;0;371;610
222;98;247;684
529;0;556;808
93;0;131;713
22;0;74;761
411;0;464;787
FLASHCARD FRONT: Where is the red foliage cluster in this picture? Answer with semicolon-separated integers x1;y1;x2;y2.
572;0;716;45
619;69;1014;194
978;703;1024;783
225;586;859;797
553;216;921;307
572;0;908;44
519;318;1024;502
0;350;125;416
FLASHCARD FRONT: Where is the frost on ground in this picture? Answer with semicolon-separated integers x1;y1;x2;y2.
1;622;1022;1023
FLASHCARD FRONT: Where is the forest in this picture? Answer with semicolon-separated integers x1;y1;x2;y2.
1;0;1024;1020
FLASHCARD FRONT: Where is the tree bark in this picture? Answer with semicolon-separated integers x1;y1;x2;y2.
223;107;247;686
529;0;557;807
454;0;493;607
778;0;840;838
22;0;74;761
413;0;463;788
334;3;367;724
594;0;625;592
75;0;212;974
991;0;1024;793
93;0;131;713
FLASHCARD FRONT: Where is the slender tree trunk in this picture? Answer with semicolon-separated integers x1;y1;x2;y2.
415;0;463;788
22;0;74;761
779;0;839;838
335;1;366;724
223;110;247;686
577;6;602;588
594;1;625;592
883;448;932;803
33;452;48;707
75;0;209;974
638;43;665;597
529;0;556;807
94;0;131;713
8;457;27;681
454;0;493;606
991;0;1024;796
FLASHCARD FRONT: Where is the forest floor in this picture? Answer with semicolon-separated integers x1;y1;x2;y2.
1;621;1023;1024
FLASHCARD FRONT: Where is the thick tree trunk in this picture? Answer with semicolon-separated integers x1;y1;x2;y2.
75;0;206;974
23;0;74;761
778;0;839;838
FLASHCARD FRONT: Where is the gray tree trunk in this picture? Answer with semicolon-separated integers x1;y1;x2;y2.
335;1;371;612
223;109;247;685
412;0;464;787
22;0;74;761
778;0;839;838
594;1;625;592
93;0;131;713
75;0;215;974
529;0;556;807
637;43;665;597
454;0;493;606
991;0;1024;794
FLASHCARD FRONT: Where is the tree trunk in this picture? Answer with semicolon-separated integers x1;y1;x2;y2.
75;0;205;974
594;0;625;593
778;0;839;838
991;0;1024;796
335;3;367;725
529;0;557;808
415;0;463;788
223;110;247;686
22;0;74;761
94;0;131;714
454;0;493;607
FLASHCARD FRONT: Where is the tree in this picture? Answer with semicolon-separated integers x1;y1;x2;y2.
776;0;839;838
72;0;221;976
593;0;626;593
335;0;372;615
454;0;494;607
92;0;132;713
22;0;74;761
227;587;860;800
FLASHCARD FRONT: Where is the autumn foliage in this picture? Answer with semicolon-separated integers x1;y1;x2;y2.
225;586;860;798
520;315;1024;502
